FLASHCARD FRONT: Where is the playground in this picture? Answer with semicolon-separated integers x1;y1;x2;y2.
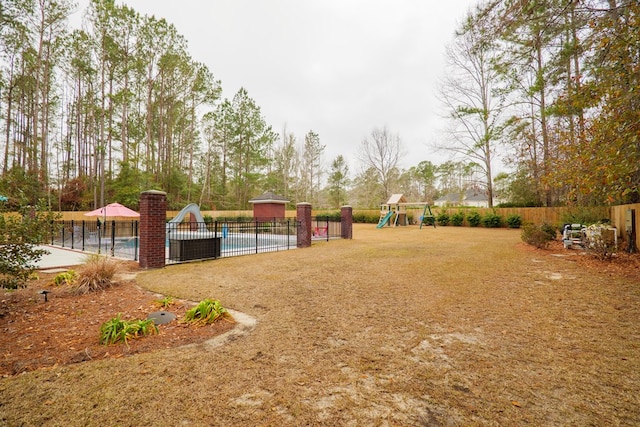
376;193;436;228
1;225;639;425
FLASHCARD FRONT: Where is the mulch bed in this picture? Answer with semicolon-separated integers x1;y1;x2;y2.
0;264;235;377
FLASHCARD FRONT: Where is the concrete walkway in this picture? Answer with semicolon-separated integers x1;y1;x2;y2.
33;245;91;271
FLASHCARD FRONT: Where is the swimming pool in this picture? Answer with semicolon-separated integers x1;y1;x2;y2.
114;232;297;261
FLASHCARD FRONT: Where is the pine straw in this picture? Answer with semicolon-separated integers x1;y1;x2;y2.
1;225;639;426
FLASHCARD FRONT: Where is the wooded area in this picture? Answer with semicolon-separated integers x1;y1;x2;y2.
0;0;638;212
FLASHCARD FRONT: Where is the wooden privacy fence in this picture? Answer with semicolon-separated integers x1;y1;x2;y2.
463;206;610;226
350;206;611;227
51;204;639;250
57;206;609;227
610;203;640;250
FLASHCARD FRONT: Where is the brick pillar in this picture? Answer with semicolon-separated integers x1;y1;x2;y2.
341;205;353;239
297;203;312;248
139;190;167;269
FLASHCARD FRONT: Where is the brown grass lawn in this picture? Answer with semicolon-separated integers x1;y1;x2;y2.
1;224;639;426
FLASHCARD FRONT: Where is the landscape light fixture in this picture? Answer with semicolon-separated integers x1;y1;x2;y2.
39;290;50;302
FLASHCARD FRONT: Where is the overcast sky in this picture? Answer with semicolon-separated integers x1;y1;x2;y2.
74;0;476;172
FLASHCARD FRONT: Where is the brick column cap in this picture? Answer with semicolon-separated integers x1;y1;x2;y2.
297;202;311;207
141;189;167;196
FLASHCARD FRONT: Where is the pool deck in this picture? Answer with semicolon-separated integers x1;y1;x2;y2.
34;245;92;271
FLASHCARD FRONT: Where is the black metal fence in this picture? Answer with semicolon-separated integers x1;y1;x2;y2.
311;216;343;241
49;216;343;264
166;218;301;263
50;220;139;260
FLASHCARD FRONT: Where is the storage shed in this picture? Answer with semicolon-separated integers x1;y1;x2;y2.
248;191;290;219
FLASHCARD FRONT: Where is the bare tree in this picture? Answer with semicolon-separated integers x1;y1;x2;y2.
300;130;324;205
437;11;505;208
358;126;404;202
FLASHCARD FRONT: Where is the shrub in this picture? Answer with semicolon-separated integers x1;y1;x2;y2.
421;215;436;227
99;314;158;346
316;212;341;221
73;256;119;294
521;224;555;249
436;212;450;226
540;222;557;240
184;299;233;325
353;212;380;224
467;210;481;227
451;211;465;226
506;214;522;229
561;207;610;227
585;224;617;260
0;201;59;289
482;212;503;228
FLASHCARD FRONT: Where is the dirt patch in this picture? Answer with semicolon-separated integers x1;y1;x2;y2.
0;262;235;377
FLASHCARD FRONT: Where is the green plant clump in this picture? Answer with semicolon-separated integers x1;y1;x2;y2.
184;299;233;325
436;212;450;226
154;295;175;308
506;214;522;229
482;212;503;228
451;211;465;226
53;270;77;286
99;314;158;346
521;224;555;249
467;210;482;227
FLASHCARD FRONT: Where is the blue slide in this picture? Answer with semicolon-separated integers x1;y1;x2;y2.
376;211;394;229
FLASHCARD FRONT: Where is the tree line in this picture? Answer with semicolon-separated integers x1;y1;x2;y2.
0;0;637;213
441;0;639;207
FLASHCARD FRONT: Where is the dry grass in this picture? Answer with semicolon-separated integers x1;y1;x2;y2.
1;224;639;426
72;255;120;295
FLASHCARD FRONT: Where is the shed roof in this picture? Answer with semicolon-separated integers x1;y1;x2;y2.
248;191;290;204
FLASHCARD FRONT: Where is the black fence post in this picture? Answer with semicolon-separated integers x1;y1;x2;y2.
325;217;330;242
255;219;259;254
71;220;76;249
134;220;139;261
110;220;116;256
214;220;219;259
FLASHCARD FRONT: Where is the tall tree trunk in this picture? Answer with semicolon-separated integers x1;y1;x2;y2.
535;35;551;206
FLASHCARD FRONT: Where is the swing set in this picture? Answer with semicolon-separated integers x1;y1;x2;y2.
376;194;436;229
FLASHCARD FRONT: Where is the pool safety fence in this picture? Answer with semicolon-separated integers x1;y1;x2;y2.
165;219;300;263
48;216;343;264
311;216;343;241
50;219;139;260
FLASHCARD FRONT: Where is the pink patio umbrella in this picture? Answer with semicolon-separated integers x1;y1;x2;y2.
84;202;140;219
83;203;139;255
